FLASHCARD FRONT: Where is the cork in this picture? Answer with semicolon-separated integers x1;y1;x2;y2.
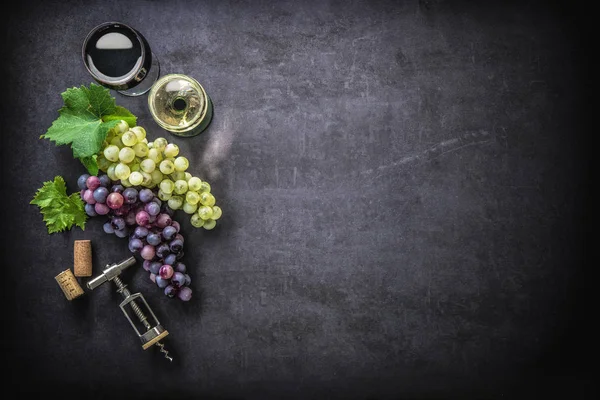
73;240;93;277
55;269;84;300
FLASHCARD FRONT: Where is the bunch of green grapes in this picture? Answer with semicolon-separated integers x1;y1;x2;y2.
97;120;222;229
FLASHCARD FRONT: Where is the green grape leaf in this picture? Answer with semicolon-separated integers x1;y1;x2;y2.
30;176;87;234
102;106;137;127
41;83;136;165
79;154;99;176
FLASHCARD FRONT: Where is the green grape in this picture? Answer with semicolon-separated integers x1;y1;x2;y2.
188;177;202;191
110;135;124;147
211;206;222;220
203;219;217;230
151;170;164;184
159;160;175;175
168;195;183;210
174;180;188;194
159;179;174;194
141;171;153;187
116;120;129;133
190;213;205;228
115;163;131;180
174;156;189;171
200;192;215;206
147;149;161;164
119;147;136;163
97;154;111;172
130;161;141;172
185;191;200;205
121;177;132;187
133;142;149;157
122;130;137;146
198;205;213;220
142;138;148;144
154;137;168;152
129;171;143;186
170;171;186;181
107;163;118;181
185;172;192;181
140;159;156;173
199;181;211;193
164;143;179;158
104;145;120;162
158;189;172;201
182;202;198;214
131;126;146;142
147;141;154;149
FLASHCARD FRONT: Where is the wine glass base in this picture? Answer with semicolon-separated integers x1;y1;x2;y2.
117;53;161;97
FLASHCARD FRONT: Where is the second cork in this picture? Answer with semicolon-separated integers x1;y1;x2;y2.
74;240;93;277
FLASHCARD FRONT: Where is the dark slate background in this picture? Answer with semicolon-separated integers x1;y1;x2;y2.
0;0;591;398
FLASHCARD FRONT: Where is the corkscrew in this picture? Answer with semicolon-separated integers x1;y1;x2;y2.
87;256;173;362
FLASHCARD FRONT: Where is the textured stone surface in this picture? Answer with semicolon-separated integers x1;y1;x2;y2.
1;0;590;398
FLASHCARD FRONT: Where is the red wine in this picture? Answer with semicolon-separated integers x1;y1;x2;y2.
82;22;153;91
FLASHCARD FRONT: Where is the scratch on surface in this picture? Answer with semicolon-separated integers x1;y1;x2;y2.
293;167;297;186
362;130;493;176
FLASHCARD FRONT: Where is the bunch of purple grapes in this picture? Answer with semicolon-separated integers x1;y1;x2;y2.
77;173;193;301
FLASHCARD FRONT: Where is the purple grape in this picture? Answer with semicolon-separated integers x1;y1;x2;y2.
149;261;162;275
151;197;162;207
99;174;111;187
77;174;90;190
171;272;186;287
164;285;178;298
86;176;101;191
111;184;124;193
85;203;97;217
174;233;184;243
162;226;177;241
83;189;96;204
178;287;192;301
136;211;150;226
149;273;156;283
103;222;115;234
122;188;138;204
176;251;184;260
184;274;191;286
145;202;160;216
164;253;177;266
125;211;137;225
169;238;183;253
93;186;109;203
139;188;154;203
80;189;85;200
107;192;124;209
155;276;169;288
174;262;186;273
148;214;157;224
140;245;156;260
134;226;149;238
146;233;162;246
114;228;129;238
112;204;129;216
171;221;181;233
129;238;144;253
94;203;110;215
143;260;151;271
156;213;172;228
111;217;126;231
159;264;174;279
156;243;170;258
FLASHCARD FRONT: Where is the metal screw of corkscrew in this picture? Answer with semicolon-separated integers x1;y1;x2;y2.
87;256;173;362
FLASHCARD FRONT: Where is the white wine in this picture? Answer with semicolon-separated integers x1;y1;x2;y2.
148;74;213;137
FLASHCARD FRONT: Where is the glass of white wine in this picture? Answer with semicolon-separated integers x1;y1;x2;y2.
147;74;213;137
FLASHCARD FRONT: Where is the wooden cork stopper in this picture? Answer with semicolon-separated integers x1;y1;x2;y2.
55;269;84;300
73;240;93;277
